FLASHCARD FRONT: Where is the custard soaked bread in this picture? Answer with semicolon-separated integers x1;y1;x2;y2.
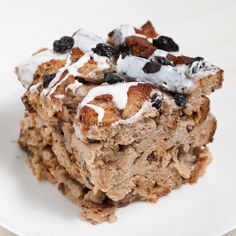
16;21;223;223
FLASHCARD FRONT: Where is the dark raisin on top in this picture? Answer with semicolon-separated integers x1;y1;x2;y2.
53;36;74;54
104;72;124;84
152;36;179;52
142;61;161;74
173;93;187;107
43;73;56;88
92;43;115;57
115;44;130;58
154;56;173;66
151;93;162;110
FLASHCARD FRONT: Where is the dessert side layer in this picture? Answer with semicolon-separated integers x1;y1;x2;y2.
16;21;223;223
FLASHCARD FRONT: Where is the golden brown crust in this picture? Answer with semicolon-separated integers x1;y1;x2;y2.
81;200;117;224
125;36;156;58
189;147;212;183
135;20;158;38
79;83;153;132
122;83;152;118
70;47;84;63
197;70;224;95
34;59;66;85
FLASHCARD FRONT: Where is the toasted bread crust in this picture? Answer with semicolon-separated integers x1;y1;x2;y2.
135;20;158;38
125;36;156;58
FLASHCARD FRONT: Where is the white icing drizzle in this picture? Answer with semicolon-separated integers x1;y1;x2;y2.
48;73;70;96
68;51;111;79
29;83;41;93
17;49;67;88
65;80;82;93
80;82;140;111
111;101;156;127
17;24;222;111
148;48;180;60
40;68;66;97
187;60;220;77
149;49;169;59
111;24;136;46
85;104;105;123
39;51;111;98
117;55;193;93
54;94;64;99
72;29;104;53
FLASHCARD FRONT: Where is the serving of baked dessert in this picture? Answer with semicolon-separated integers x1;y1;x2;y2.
16;21;223;223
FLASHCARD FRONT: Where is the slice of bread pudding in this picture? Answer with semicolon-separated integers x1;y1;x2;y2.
16;21;223;223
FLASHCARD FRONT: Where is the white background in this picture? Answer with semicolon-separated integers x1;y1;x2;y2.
0;0;236;235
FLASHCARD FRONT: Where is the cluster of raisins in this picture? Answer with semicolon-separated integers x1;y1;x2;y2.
152;36;179;52
142;61;161;73
43;73;56;88
115;44;130;58
53;36;74;54
173;93;187;107
92;43;115;57
104;72;124;84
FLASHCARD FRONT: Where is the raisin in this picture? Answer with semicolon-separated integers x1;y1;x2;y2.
58;183;65;194
43;73;56;88
173;93;187;107
92;43;115;57
142;61;161;73
153;36;179;52
147;152;157;162
154;56;172;66
151;93;162;110
104;72;124;84
53;36;74;54
116;44;130;58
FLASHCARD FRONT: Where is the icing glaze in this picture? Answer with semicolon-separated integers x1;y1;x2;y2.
117;55;193;93
80;82;140;110
29;83;41;93
111;24;136;46
72;29;104;53
111;101;157;127
39;51;111;98
188;60;220;77
17;23;222;128
54;94;65;99
65;80;82;93
85;104;105;123
40;68;66;97
17;49;67;88
68;51;111;78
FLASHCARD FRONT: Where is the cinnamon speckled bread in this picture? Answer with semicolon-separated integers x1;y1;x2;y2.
16;21;223;223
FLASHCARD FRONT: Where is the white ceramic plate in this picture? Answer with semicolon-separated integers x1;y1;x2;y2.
0;85;235;236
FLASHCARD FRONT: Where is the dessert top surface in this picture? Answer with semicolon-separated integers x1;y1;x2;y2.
16;21;223;133
16;21;222;93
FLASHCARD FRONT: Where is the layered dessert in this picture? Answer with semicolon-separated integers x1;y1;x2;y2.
16;21;223;223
